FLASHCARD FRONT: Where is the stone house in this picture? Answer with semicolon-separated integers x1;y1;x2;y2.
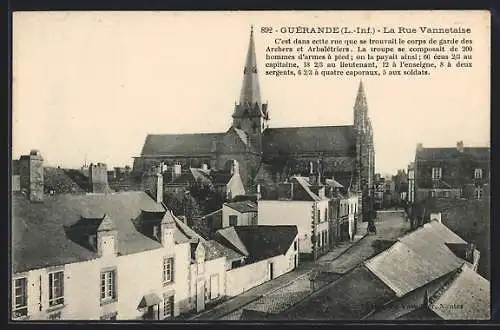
414;141;489;202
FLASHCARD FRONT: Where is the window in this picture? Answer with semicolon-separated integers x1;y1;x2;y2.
163;257;174;285
294;241;297;251
163;295;174;319
431;167;442;180
475;188;482;199
49;271;64;307
48;311;61;320
430;190;436;198
324;208;327;222
100;270;117;303
13;277;28;318
317;210;321;223
228;215;238;227
474;168;483;179
210;274;220;300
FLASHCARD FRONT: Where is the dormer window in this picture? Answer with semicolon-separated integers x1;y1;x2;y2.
431;167;442;180
474;168;483;179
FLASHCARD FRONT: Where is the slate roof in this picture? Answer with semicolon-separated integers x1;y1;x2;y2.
262;125;356;156
224;201;258;213
231;195;259;203
12;191;194;273
211;172;234;185
282;265;396;320
203;240;245;262
215;226;298;262
428;264;490;320
214;227;249;256
416;147;490;161
141;133;224;156
364;222;467;298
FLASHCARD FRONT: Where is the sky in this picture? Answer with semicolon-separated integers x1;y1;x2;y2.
12;11;490;176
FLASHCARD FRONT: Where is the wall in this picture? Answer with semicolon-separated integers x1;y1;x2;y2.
416;188;461;201
187;257;226;312
222;204;256;228
225;237;298;297
258;200;314;253
12;242;192;320
12;175;21;192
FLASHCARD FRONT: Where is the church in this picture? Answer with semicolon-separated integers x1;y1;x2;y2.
133;27;375;221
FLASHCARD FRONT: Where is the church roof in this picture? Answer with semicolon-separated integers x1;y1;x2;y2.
141;133;224;156
262;125;356;156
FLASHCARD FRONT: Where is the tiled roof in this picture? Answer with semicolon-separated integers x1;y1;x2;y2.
364;222;466;297
233;225;298;261
428;264;490;320
141;133;224;156
12;192;192;273
224;201;258;213
262;125;356;156
416;147;489;161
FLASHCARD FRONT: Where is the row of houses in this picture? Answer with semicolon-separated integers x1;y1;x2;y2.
11;150;299;320
141;159;362;261
256;218;489;320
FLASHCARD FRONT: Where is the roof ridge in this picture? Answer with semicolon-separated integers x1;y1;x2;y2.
428;264;465;305
266;124;354;130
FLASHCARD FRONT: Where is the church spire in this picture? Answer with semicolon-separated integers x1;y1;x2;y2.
354;79;368;110
239;25;261;106
354;79;368;130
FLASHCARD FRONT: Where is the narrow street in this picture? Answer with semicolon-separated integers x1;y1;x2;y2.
190;211;409;320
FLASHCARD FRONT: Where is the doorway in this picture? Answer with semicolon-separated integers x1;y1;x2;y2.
269;262;274;280
196;280;205;312
143;305;159;320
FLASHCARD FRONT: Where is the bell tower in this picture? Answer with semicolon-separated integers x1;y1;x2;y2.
231;26;269;151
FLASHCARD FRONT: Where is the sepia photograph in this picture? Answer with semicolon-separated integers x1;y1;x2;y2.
10;10;491;321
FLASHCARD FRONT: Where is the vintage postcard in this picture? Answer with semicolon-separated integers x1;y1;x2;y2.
11;10;490;321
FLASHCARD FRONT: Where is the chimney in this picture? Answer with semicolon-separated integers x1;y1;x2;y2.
172;164;182;181
231;160;240;175
156;162;164;204
465;242;475;262
257;183;261;200
416;143;423;152
457;141;464;152
89;162;109;193
19;149;44;202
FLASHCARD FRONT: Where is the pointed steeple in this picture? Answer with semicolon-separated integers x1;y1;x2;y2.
353;80;368;130
239;25;261;106
354;79;368;110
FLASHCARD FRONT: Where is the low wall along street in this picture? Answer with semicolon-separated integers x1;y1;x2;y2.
260;25;475;78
